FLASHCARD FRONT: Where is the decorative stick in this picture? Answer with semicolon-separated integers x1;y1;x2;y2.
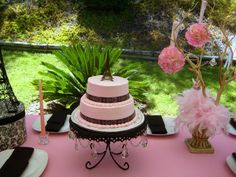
170;20;183;46
39;80;46;136
199;0;207;23
170;20;178;46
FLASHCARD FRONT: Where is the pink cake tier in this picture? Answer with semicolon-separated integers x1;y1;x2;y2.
77;75;137;128
87;75;128;97
79;94;134;121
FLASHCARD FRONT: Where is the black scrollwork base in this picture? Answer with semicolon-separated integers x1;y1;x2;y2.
85;141;129;170
69;117;147;170
108;143;129;170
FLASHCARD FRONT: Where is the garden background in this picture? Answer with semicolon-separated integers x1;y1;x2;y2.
0;0;236;115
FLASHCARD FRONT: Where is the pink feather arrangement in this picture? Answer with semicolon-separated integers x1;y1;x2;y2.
176;89;229;137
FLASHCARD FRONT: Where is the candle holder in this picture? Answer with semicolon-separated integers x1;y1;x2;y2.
39;133;49;145
69;116;147;170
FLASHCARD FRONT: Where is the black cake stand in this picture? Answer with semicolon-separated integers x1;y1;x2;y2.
69;112;147;170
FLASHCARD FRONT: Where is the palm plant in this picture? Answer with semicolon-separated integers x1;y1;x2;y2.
32;44;149;109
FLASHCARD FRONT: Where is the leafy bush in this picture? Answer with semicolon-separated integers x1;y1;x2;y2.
207;0;236;33
1;0;236;49
32;45;149;109
138;0;236;33
78;0;134;11
0;1;67;40
30;23;101;45
0;0;6;8
138;0;196;15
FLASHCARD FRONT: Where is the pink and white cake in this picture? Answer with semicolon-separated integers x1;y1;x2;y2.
71;75;144;131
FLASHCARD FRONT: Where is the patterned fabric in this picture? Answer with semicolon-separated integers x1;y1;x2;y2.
0;118;27;152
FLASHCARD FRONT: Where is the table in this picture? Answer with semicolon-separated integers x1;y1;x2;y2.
22;115;236;177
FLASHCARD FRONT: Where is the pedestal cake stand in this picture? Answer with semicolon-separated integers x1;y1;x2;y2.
69;108;147;170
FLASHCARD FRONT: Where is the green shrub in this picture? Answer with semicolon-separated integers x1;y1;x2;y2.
32;44;149;109
138;0;196;15
1;0;236;48
207;0;236;33
79;0;134;11
0;0;6;8
0;1;67;41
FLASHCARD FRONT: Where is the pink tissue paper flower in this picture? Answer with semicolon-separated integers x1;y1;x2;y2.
185;23;211;48
158;45;185;74
176;88;229;137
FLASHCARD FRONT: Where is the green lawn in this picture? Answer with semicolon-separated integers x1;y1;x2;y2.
121;59;236;115
2;51;65;108
2;51;236;116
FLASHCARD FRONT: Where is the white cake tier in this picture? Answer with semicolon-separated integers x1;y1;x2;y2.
79;94;134;120
87;75;129;97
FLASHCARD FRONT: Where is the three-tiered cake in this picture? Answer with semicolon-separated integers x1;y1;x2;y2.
72;75;143;130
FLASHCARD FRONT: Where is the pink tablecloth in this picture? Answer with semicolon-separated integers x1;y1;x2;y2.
22;115;236;177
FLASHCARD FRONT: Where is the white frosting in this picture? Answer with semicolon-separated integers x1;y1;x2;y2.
80;94;134;120
87;75;128;97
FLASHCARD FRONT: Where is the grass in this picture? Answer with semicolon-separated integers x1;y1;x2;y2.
2;51;236;116
2;51;65;108
123;60;236;115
